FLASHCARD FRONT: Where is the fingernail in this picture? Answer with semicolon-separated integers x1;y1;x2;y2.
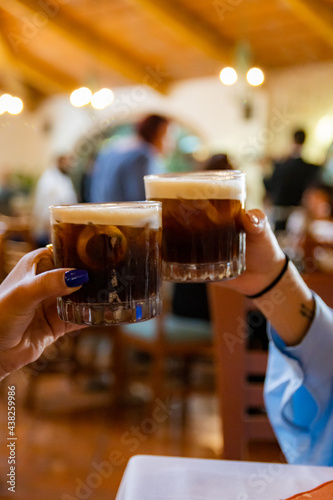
65;270;89;287
246;212;259;225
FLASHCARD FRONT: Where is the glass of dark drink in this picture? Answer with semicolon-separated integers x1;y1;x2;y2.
144;171;246;282
49;202;162;325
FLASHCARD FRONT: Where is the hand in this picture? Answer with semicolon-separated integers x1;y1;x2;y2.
225;209;286;296
0;248;88;380
226;209;314;346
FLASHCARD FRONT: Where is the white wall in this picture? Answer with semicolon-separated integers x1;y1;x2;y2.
0;95;92;176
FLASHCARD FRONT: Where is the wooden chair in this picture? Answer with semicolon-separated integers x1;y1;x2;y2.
208;271;333;460
0;215;35;281
302;271;333;306
25;280;213;411
208;283;276;460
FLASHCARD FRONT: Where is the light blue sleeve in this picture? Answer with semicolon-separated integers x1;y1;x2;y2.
264;294;333;466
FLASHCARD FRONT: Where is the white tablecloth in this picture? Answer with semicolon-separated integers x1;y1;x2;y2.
116;455;333;500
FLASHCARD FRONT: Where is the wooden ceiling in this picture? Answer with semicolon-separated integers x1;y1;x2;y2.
0;0;333;108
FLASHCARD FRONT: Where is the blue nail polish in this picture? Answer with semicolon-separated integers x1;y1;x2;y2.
65;270;89;287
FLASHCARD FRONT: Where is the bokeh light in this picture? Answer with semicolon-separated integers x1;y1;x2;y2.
246;67;264;86
0;94;23;115
91;88;114;110
8;97;23;114
219;67;238;85
70;87;92;107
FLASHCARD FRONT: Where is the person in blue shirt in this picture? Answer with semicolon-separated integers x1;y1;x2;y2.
1;209;333;467
224;209;333;466
89;114;170;203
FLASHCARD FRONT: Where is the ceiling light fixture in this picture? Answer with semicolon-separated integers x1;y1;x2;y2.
0;94;23;115
70;87;93;107
246;67;264;86
219;67;238;85
91;88;114;110
70;87;114;110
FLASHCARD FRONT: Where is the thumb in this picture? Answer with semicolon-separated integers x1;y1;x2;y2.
24;268;89;306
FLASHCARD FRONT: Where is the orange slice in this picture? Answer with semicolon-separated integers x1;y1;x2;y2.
77;225;127;270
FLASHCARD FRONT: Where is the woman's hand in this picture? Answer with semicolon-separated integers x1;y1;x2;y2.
226;209;314;346
225;209;286;296
0;247;88;380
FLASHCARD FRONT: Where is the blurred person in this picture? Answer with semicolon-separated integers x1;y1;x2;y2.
284;182;333;262
287;182;333;238
0;172;17;216
32;154;78;247
204;153;234;171
264;129;321;231
0;247;88;381
89;114;170;203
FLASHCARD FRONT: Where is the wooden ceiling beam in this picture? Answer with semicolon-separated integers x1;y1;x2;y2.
133;0;234;65
283;0;333;50
14;54;80;95
0;0;171;92
0;17;37;104
0;12;78;97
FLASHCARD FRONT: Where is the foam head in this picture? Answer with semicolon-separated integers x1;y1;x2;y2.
144;171;246;201
49;202;162;228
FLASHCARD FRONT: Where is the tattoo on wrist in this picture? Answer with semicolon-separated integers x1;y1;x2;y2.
300;303;315;321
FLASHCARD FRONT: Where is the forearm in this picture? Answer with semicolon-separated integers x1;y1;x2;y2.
253;260;314;346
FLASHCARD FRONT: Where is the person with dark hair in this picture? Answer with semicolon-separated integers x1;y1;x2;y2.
32;154;78;247
136;114;169;146
204;153;234;171
89;114;170;202
293;129;306;147
264;128;321;231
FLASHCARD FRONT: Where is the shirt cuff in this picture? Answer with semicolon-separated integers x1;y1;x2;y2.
269;293;333;407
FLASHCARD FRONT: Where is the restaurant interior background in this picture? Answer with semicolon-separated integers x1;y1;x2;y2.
0;0;333;499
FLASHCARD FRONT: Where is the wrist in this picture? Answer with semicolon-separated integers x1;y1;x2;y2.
253;261;314;345
246;253;289;299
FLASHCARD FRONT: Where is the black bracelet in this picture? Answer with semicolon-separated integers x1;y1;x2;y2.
246;253;290;299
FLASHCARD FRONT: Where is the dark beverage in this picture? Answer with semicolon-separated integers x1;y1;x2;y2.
144;172;246;282
50;202;162;325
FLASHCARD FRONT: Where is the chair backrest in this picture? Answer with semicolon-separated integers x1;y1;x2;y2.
208;283;276;460
302;271;333;307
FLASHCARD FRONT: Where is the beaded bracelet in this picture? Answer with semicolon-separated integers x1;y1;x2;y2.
246;253;290;299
